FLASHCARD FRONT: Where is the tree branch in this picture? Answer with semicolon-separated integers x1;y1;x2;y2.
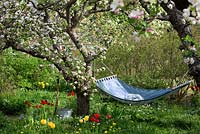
66;28;87;60
84;0;112;17
65;0;77;24
86;49;106;63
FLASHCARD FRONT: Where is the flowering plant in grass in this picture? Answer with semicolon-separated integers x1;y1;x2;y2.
79;115;90;123
79;113;113;124
25;100;54;108
24;99;54;121
38;82;46;89
67;91;75;97
90;113;101;123
41;119;47;125
40;119;56;129
48;121;56;129
40;100;54;106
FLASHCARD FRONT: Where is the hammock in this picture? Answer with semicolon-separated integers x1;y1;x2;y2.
96;75;192;104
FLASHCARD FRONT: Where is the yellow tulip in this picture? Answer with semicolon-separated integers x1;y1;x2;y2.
79;119;84;123
83;115;89;121
40;119;46;125
48;122;55;129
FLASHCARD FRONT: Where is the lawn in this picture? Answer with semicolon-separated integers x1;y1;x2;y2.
0;89;200;134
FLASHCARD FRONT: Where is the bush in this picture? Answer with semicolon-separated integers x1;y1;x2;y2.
0;93;26;115
0;48;60;92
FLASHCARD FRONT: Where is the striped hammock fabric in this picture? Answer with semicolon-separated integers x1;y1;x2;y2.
96;75;192;104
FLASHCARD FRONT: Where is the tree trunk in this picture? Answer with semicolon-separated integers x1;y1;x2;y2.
76;88;90;116
161;2;200;86
76;62;92;116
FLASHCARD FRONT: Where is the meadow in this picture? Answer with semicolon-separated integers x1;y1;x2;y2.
0;31;200;134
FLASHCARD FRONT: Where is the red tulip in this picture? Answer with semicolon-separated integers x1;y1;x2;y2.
47;102;54;106
93;113;100;119
67;92;71;96
40;100;48;105
24;100;31;107
90;116;100;123
34;105;42;108
90;116;96;122
71;91;75;96
106;114;112;119
95;119;100;123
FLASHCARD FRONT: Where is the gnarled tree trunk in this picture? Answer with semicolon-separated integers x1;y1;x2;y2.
161;1;200;86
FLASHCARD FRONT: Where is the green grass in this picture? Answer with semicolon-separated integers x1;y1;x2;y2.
0;89;200;134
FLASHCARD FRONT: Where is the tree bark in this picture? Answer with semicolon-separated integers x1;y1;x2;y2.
76;62;92;116
76;88;90;116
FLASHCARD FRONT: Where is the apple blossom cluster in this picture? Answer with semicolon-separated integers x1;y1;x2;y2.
183;0;200;24
128;10;144;20
110;0;124;14
184;57;195;65
158;0;200;24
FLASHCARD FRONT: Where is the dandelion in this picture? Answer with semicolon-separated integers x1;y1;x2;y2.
40;119;46;125
48;122;55;129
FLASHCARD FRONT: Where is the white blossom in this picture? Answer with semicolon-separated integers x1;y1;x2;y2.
83;92;88;96
189;45;197;51
183;9;190;18
163;0;168;4
129;10;144;19
184;57;195;64
167;3;173;9
83;86;87;90
132;31;141;42
110;0;124;12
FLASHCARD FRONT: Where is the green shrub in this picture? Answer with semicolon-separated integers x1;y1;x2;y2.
0;48;60;92
0;95;26;115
